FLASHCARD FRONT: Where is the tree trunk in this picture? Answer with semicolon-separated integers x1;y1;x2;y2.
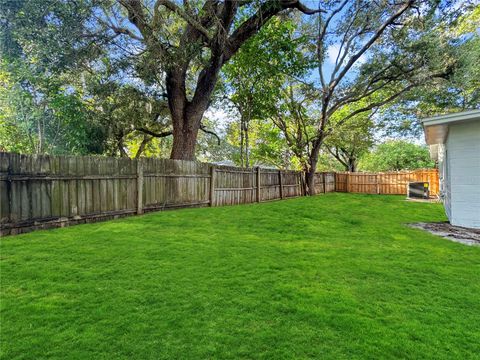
117;136;129;158
170;122;200;160
305;158;321;195
166;57;221;160
305;140;323;195
245;123;250;168
36;117;44;154
305;167;316;196
135;135;151;159
348;160;356;172
240;116;244;167
167;68;203;160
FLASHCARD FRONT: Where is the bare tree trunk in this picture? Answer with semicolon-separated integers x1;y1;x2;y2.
240;117;244;167
245;123;249;168
135;135;152;159
117;135;129;157
305;140;322;195
36;118;43;155
348;160;356;172
36;104;45;154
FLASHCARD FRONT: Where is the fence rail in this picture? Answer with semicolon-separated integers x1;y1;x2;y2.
0;152;438;236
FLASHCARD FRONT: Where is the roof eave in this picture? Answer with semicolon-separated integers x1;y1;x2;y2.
422;109;480;145
421;109;480;127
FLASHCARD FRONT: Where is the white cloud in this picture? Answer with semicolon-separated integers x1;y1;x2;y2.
327;44;341;64
326;43;368;66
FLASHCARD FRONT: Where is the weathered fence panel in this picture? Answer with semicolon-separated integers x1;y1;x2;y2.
313;172;336;194
0;153;332;235
0;152;438;236
335;169;439;196
213;166;256;207
282;170;304;198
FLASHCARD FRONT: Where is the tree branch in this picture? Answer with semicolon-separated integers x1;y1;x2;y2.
96;15;144;41
284;0;325;15
154;0;211;41
224;0;324;62
135;127;173;138
327;65;418;117
200;123;221;145
329;0;414;92
120;0;167;54
333;83;417;130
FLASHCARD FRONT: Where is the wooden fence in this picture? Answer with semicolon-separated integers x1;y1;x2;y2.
0;152;336;235
335;169;439;195
0;152;439;236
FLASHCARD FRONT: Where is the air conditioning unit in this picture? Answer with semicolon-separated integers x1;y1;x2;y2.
408;182;430;199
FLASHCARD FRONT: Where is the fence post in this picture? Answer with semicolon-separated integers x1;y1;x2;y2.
136;158;144;215
279;170;284;199
256;167;261;202
346;172;350;193
323;173;327;193
210;165;216;207
376;174;380;194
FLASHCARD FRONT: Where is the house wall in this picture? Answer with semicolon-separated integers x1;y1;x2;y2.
446;120;480;228
437;144;451;219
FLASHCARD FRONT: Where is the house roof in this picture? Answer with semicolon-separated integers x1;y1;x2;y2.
421;109;480;145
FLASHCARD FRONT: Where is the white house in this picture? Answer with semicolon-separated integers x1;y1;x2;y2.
422;109;480;229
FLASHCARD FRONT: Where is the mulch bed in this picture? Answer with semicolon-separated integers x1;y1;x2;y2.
409;222;480;246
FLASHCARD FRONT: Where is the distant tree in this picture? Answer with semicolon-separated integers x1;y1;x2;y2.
84;76;173;158
0;60;105;155
269;83;317;172
195;118;237;164
358;140;434;172
324;109;375;172
0;0;107;155
225;116;295;169
223;15;310;168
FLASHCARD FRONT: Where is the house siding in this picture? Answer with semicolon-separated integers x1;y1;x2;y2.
446;120;480;228
437;144;451;220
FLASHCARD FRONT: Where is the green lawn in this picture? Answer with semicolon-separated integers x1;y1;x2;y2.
1;193;479;359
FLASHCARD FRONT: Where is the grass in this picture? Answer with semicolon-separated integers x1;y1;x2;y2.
1;193;480;359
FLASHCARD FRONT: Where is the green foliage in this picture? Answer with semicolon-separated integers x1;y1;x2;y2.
376;4;480;138
0;60;105;155
0;0;109;155
195;118;238;163
0;0;99;70
222;15;312;168
3;194;480;358
315;152;346;172
358;140;435;172
1;0;478;164
226;118;294;168
324;105;375;171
